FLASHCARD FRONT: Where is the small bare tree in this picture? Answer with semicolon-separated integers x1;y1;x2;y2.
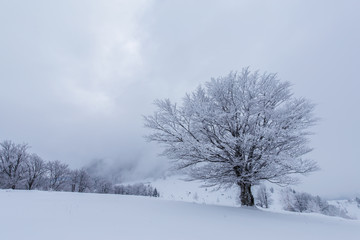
145;68;318;206
0;140;29;189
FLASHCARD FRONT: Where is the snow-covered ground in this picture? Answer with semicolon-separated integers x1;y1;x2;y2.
142;175;360;218
329;199;360;220
1;189;359;240
149;175;241;206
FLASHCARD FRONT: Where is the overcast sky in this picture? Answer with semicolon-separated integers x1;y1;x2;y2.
1;0;359;198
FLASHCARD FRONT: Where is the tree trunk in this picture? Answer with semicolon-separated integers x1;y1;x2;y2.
27;180;34;190
238;182;254;206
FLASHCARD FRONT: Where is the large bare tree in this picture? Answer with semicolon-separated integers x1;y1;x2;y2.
144;68;318;206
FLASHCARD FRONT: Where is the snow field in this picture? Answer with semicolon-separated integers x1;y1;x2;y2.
1;190;359;240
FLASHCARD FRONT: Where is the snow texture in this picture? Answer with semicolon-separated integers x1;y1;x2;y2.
1;189;358;240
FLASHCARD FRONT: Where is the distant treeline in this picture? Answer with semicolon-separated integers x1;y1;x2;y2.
114;183;159;197
0;140;159;197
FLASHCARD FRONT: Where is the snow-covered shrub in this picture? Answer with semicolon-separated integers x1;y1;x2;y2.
280;188;296;211
293;192;313;212
324;204;349;218
280;188;350;218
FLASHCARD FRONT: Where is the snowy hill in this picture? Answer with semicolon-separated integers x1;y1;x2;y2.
133;175;360;219
329;199;360;220
1;189;359;240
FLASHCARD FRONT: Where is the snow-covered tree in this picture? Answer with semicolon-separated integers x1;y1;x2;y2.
153;188;160;197
46;160;70;191
69;169;80;192
92;176;113;194
24;153;47;190
144;68;318;206
77;169;91;192
292;192;312;212
0;140;29;189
